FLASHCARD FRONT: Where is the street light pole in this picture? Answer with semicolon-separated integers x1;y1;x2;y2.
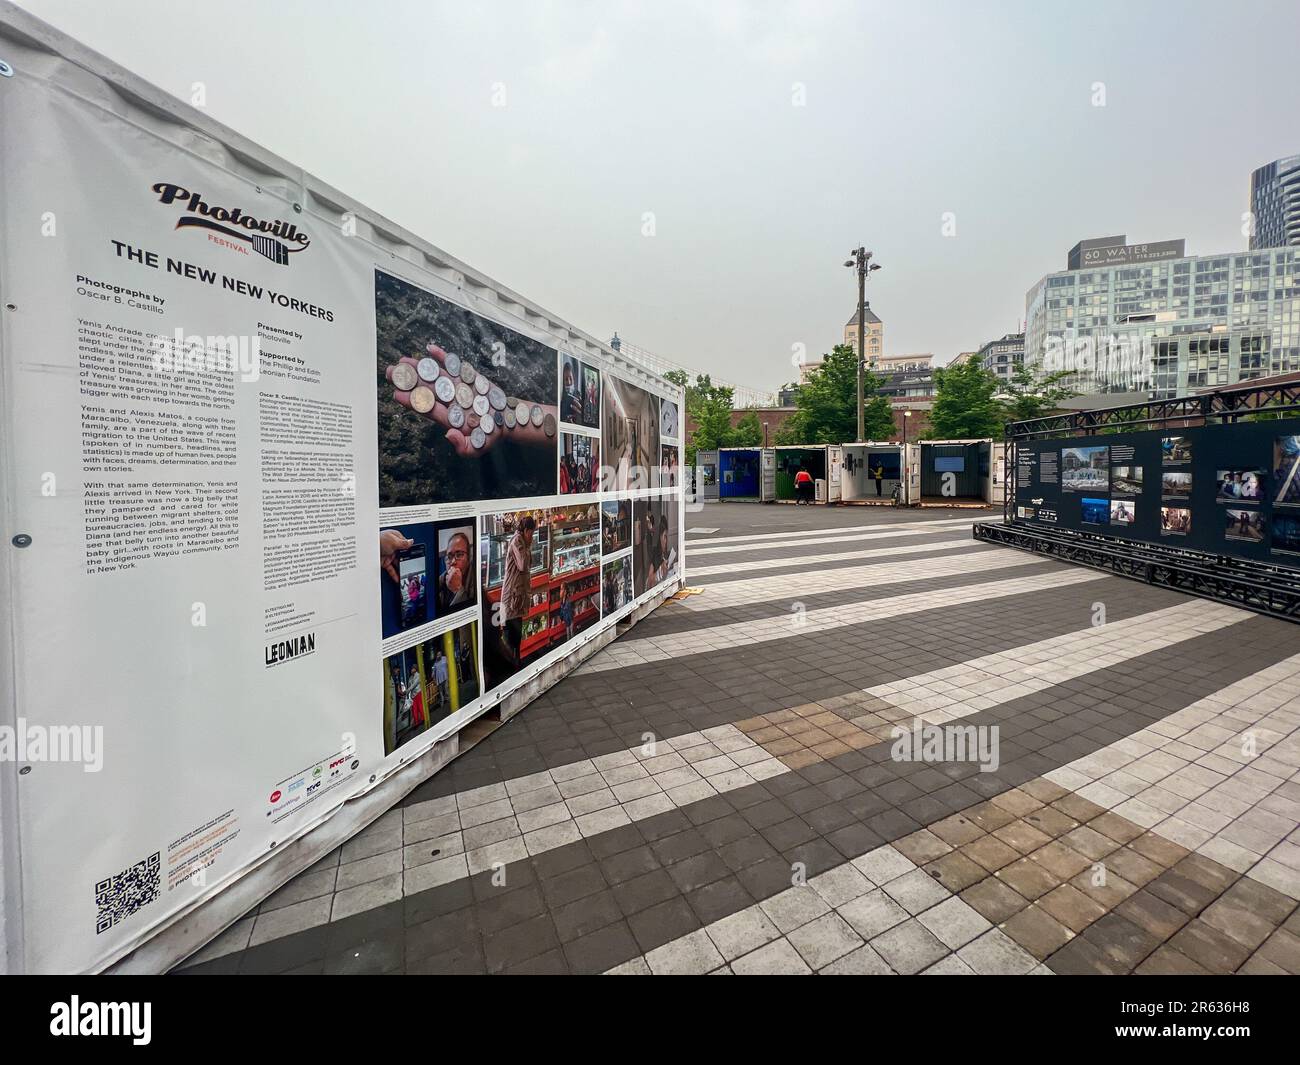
902;409;913;504
844;247;881;443
856;253;865;442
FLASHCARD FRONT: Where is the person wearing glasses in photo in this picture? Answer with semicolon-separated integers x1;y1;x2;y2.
437;530;474;615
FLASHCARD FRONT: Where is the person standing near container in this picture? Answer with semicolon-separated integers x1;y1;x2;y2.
794;466;814;505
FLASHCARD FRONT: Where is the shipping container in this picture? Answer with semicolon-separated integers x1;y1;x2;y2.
718;446;778;501
918;439;1003;506
840;442;921;505
773;445;842;503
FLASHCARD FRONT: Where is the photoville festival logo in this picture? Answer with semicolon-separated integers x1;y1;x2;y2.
151;182;310;265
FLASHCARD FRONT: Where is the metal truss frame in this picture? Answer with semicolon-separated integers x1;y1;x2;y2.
974;521;1300;622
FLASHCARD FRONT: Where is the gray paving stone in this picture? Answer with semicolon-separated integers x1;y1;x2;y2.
704;905;782;961
331;873;402;921
787;912;864;969
916;896;992;950
882;868;951;915
249;896;332;946
731;937;813;975
759;886;832;934
870;918;950;974
645;929;724;975
819;943;894;974
336;849;403;891
956;928;1040;975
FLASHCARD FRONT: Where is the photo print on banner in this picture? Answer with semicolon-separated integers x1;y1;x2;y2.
559;353;601;430
1274;434;1300;507
660;398;679;440
632;493;680;598
1109;499;1136;525
601;498;632;554
602;555;634;615
1225;508;1266;543
1111;465;1143;496
376;269;559;506
382;620;481;755
1216;468;1264;503
1273;513;1300;555
479;504;602;694
660;444;680;488
1061;445;1108;491
602;375;660;491
560;431;599;495
379;519;477;640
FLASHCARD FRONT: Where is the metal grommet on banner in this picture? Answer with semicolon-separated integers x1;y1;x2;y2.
0;60;14;78
292;203;302;213
19;766;31;775
12;534;32;548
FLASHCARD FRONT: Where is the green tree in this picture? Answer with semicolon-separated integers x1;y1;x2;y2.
998;364;1079;423
730;410;764;447
927;359;1004;439
776;344;894;444
664;369;736;464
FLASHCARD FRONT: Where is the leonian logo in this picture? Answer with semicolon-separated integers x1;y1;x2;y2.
265;632;316;667
152;182;310;264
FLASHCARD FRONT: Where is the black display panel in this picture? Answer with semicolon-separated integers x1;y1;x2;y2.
1012;418;1300;566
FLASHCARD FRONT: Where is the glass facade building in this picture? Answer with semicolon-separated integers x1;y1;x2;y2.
1250;154;1300;250
1024;247;1300;397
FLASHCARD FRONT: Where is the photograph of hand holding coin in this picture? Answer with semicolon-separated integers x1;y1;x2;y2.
377;269;559;506
386;346;558;458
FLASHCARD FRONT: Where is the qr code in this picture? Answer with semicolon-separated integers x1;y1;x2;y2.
95;852;161;935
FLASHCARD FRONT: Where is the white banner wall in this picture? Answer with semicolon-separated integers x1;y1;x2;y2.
0;6;684;973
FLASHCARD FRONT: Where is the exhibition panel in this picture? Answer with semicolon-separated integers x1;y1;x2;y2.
1012;419;1300;565
0;12;684;973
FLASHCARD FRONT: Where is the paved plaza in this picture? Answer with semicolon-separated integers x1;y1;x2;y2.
178;504;1300;975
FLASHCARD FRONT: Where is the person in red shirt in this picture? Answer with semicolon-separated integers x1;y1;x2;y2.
794;467;814;505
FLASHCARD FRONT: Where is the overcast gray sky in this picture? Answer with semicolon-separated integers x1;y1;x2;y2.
17;0;1299;391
